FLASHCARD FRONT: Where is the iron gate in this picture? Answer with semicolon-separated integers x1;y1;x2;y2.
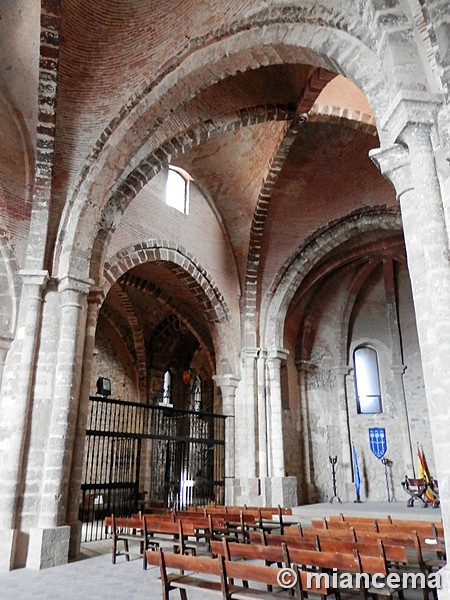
79;396;226;541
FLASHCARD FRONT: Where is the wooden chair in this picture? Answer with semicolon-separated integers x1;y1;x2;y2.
105;514;148;568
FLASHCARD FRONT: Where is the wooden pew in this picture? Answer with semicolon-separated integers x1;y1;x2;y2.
146;547;311;599
105;514;148;568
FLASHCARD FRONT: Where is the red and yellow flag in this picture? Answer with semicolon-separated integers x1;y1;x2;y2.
417;445;437;504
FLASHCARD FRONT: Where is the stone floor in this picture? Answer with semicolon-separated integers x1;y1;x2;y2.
0;502;442;600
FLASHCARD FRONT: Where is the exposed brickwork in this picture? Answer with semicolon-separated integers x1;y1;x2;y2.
1;0;450;578
103;240;229;324
262;206;403;347
26;0;61;271
57;15;395;281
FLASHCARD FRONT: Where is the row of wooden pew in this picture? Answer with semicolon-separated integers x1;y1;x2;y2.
106;508;445;599
105;506;288;567
146;535;439;600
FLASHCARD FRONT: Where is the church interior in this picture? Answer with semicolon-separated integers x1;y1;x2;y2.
0;0;449;593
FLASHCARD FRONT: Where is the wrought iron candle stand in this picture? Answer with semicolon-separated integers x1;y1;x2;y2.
329;455;342;504
381;457;392;502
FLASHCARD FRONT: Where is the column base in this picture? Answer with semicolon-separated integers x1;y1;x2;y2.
68;520;82;560
27;525;70;569
232;476;298;507
263;476;298;507
0;529;16;571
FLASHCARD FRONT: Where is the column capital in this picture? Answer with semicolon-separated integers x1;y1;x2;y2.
391;363;407;375
57;275;93;295
380;90;442;145
331;364;352;376
212;374;240;390
87;286;105;306
295;359;316;373
19;269;49;289
369;143;413;200
267;348;289;362
241;347;260;360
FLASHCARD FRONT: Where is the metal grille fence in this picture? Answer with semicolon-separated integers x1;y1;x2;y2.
79;396;226;541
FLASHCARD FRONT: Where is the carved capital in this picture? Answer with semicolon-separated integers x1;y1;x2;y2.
19;269;49;290
58;275;93;296
267;348;289;362
369;143;413;200
380;90;442;146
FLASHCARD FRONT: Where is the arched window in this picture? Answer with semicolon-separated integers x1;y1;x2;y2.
165;165;191;214
353;346;382;414
162;370;172;404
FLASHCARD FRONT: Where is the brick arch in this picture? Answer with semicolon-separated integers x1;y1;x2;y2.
260;206;403;349
55;13;408;281
121;273;216;374
103;240;229;325
242;69;377;346
113;286;147;401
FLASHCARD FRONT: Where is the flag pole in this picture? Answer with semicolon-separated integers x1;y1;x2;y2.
352;442;362;503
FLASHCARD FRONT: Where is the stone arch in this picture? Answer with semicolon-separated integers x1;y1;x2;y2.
55;12;414;282
260;206;403;350
88;104;295;283
103;240;229;325
0;226;20;341
243;107;378;346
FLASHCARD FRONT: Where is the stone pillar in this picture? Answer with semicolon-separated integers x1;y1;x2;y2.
66;287;103;559
27;275;91;569
382;257;414;476
256;352;268;479
236;349;258;483
0;337;11;394
331;365;353;501
0;269;48;571
371;111;450;596
295;360;314;503
266;349;297;506
213;374;239;504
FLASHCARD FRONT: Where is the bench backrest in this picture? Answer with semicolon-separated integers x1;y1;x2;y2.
286;546;358;572
258;533;319;551
318;538;408;564
211;539;286;564
105;515;145;532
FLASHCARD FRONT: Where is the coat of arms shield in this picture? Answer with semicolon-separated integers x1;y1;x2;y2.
369;427;387;459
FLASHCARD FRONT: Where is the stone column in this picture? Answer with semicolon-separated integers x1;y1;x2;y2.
237;348;258;481
331;365;353;501
66;287;103;559
256;351;268;479
0;269;48;571
213;374;239;504
295;359;314;503
0;337;12;395
371;115;450;596
383;256;414;476
27;275;91;569
266;349;297;506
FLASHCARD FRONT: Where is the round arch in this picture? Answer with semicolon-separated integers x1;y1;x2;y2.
260;206;403;350
54;14;412;282
102;240;237;375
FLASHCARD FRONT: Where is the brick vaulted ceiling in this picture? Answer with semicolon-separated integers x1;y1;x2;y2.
0;1;400;352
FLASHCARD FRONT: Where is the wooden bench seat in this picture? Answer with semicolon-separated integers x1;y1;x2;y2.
146;546;329;600
105;514;148;568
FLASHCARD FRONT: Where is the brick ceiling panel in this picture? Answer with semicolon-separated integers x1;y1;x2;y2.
259;121;397;295
0;0;40;149
177;120;289;283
